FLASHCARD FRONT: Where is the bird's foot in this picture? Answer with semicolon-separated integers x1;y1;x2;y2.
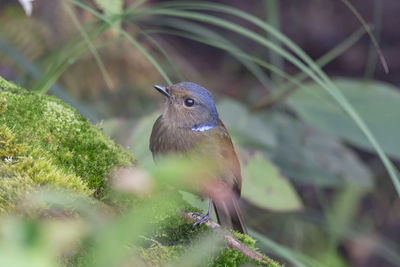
192;212;211;229
191;212;205;217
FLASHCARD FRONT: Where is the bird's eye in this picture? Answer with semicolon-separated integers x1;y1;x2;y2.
184;98;195;107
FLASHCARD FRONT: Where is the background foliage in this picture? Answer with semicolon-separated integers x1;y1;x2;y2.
0;0;399;266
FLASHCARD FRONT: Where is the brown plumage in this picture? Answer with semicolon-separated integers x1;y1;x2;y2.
150;82;247;234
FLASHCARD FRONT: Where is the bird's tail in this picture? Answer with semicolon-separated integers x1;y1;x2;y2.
213;194;248;235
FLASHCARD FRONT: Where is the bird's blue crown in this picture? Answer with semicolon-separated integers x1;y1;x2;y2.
175;82;219;132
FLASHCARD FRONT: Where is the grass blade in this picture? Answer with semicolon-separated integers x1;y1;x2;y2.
263;0;283;84
68;0;172;85
65;2;115;90
364;0;383;78
32;22;109;93
252;26;367;110
137;27;185;82
145;29;303;91
341;0;388;74
149;18;273;90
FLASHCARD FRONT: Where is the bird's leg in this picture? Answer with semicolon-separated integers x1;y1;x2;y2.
192;199;213;228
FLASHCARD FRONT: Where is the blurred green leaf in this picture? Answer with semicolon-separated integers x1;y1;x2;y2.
94;0;123;29
250;229;322;267
103;113;159;168
288;78;400;160
217;99;372;188
166;232;223;267
325;186;365;247
129;113;159;167
0;218;56;267
272;113;373;188
180;191;205;210
218;99;276;149
242;153;303;212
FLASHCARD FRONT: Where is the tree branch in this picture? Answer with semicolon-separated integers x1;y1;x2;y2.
182;211;272;265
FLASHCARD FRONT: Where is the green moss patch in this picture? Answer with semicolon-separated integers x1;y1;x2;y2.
136;193;279;266
0;77;134;212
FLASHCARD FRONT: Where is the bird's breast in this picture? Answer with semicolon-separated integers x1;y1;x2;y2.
150;115;242;196
150;115;204;156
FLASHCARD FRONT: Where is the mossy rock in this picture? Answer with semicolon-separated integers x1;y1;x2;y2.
0;77;134;212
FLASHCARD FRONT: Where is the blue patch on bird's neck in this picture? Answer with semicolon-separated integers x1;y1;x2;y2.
191;124;216;132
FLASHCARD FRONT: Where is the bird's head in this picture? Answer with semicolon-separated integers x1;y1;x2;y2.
153;82;219;131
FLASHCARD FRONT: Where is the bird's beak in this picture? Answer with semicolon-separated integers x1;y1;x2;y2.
153;85;170;98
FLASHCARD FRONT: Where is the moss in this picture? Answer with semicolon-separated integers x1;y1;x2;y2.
147;193;201;245
0;97;6;114
0;77;134;212
0;77;19;92
211;231;281;267
212;231;260;266
139;229;279;266
0;124;25;159
137;193;280;266
139;243;185;266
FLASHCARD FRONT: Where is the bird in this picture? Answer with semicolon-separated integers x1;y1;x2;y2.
149;82;247;234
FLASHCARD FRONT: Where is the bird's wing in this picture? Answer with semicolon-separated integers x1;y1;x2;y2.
209;120;242;195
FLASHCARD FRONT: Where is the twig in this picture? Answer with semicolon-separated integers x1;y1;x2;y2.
182;211;272;265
